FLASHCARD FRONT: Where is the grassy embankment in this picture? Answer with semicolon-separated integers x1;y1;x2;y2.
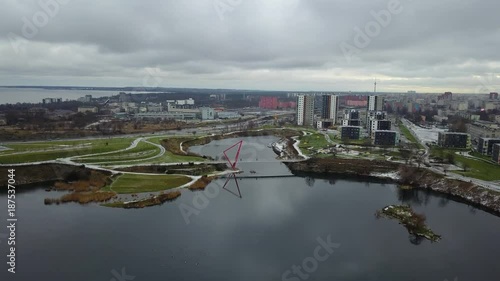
41;167;192;207
0;135;205;165
430;147;500;181
102;174;192;194
75;141;161;164
298;132;331;156
286;158;399;177
44;169;116;205
101;135;205;165
470;151;496;162
454;154;500;181
399;123;425;150
376;205;441;242
298;132;402;161
117;163;227;176
0;138;134;164
103;191;182;209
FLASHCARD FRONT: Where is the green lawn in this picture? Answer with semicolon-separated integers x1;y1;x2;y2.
104;174;192;194
430;147;467;160
399;124;425;149
453;154;500;181
260;124;280;130
76;141;160;163
0;138;135;164
341;139;371;146
78;138;205;165
284;125;317;133
298;133;330;155
1;138;134;154
0;142;73;153
470;151;495;162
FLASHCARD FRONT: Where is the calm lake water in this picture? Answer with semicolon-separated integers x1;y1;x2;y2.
1;137;500;281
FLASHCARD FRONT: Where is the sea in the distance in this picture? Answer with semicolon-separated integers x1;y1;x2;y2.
0;87;147;104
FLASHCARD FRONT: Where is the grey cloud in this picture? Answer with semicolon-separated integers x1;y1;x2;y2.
0;0;499;92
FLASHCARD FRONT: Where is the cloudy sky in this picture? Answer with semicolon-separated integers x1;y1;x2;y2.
0;0;499;93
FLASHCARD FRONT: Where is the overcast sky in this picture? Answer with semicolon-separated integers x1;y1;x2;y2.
0;0;499;93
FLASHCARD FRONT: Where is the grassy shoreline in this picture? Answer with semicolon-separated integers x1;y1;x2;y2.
103;174;192;194
376;205;441;242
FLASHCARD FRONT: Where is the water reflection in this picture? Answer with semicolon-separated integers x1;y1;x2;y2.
222;174;242;198
2;172;500;280
398;188;479;216
305;177;315;187
409;234;425;245
397;188;432;206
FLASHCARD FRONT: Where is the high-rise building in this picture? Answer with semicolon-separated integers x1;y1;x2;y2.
490;92;499;100
343;109;359;120
438;132;471;149
342;119;361;126
366;111;387;132
342;109;361;127
367;111;386;121
341;126;362;140
296;95;315;126
316;120;334;129
478;138;500;156
367;96;384;111
374;131;400;146
321;95;339;124
368;120;392;136
492;143;500;164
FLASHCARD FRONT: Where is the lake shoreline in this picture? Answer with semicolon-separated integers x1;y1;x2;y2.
286;158;500;217
3;158;500;217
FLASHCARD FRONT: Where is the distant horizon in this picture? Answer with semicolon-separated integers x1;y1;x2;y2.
0;85;493;96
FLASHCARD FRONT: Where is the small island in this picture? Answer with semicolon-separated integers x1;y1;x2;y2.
376;205;441;242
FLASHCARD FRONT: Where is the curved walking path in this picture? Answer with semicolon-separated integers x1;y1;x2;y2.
72;137;144;160
80;139;166;165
